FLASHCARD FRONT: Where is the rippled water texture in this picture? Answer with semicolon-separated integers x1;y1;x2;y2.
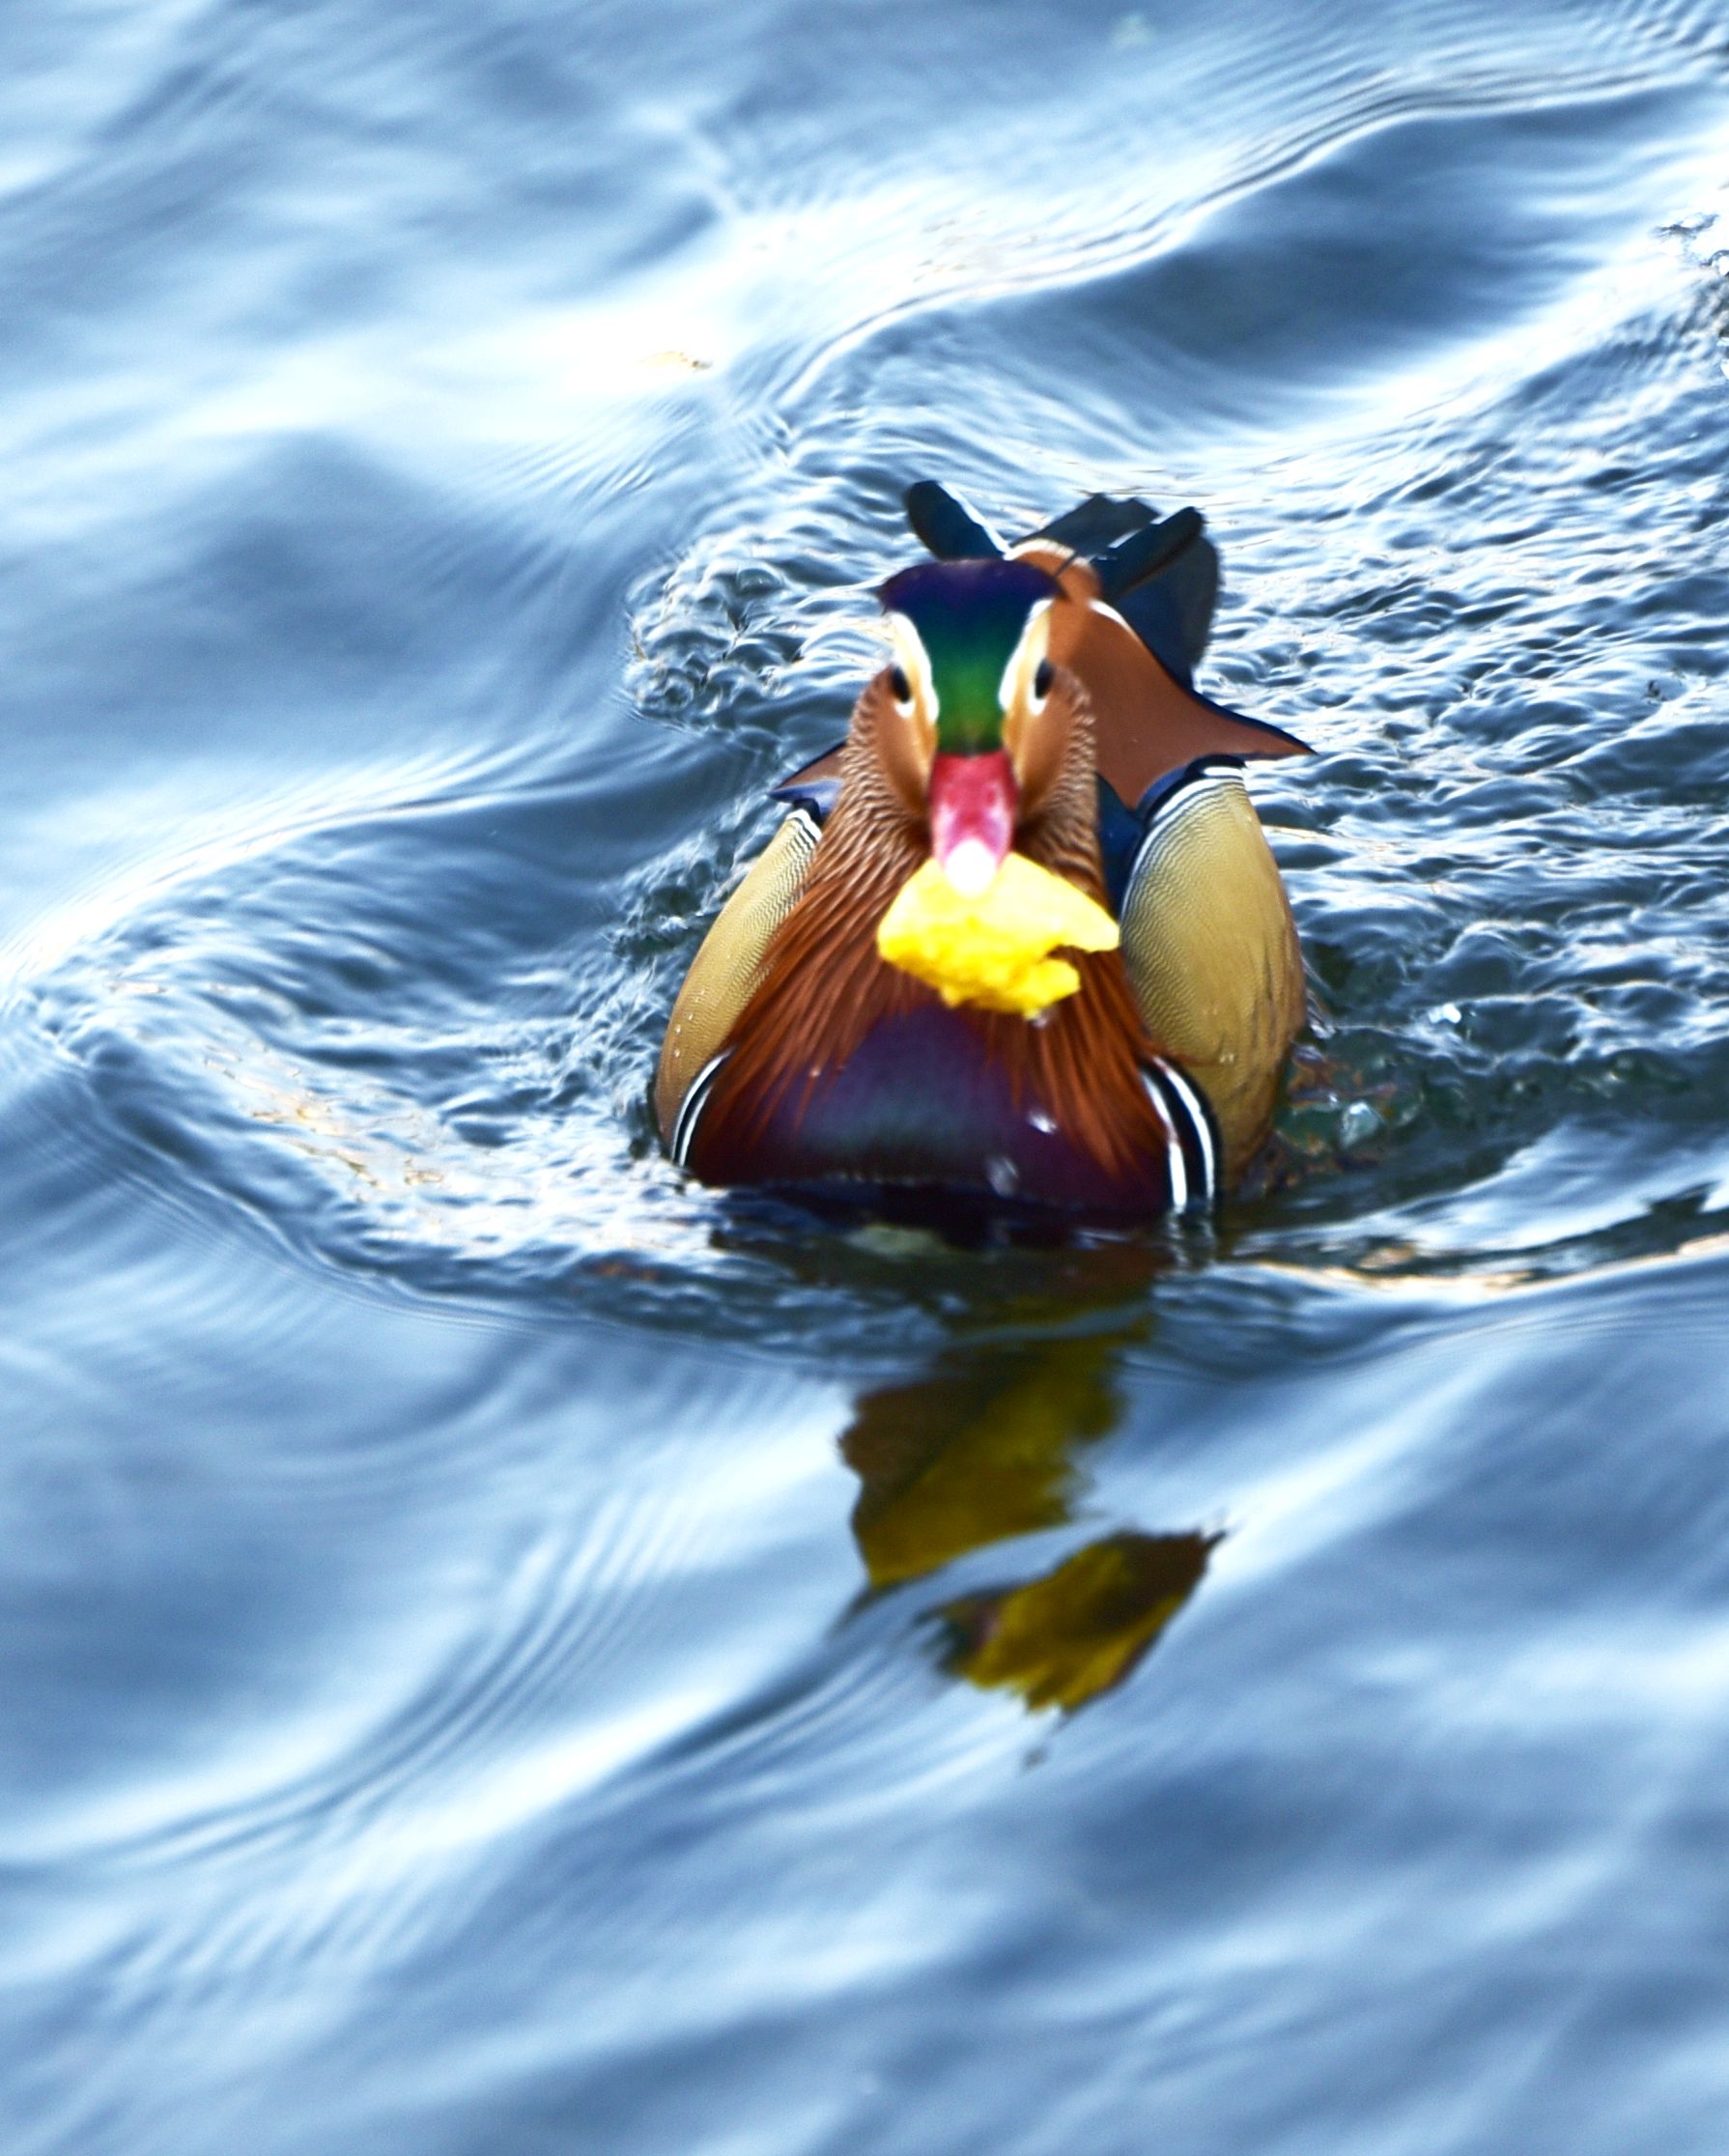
8;2;1729;2149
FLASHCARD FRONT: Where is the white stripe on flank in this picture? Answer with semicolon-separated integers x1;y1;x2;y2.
1157;1061;1217;1205
670;1051;728;1169
1144;1068;1188;1211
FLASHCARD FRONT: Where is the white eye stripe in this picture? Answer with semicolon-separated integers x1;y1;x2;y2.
998;597;1054;713
886;612;939;718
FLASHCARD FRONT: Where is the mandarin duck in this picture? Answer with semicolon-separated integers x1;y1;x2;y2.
655;485;1308;1218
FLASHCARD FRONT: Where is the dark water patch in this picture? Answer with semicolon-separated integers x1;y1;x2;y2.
870;87;1721;441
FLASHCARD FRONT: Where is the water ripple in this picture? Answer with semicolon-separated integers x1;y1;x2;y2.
10;5;1729;2151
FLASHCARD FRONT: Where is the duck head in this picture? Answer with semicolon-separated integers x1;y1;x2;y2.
873;557;1075;895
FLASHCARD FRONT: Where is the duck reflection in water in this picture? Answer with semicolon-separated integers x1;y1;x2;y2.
838;1250;1217;1714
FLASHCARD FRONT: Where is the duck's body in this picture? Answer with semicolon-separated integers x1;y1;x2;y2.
656;488;1308;1220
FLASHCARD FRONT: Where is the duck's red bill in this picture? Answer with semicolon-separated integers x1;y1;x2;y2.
928;751;1018;897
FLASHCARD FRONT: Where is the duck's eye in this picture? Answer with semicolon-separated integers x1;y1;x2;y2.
889;665;913;706
1034;658;1055;700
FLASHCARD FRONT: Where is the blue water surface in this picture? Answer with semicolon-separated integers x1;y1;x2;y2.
7;2;1729;2150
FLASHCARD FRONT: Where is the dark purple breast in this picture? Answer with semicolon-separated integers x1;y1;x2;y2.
686;1003;1174;1216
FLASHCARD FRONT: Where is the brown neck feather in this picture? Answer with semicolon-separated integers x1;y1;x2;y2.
704;675;1169;1177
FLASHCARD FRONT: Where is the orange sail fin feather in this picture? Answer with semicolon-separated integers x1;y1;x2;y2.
655;486;1310;1219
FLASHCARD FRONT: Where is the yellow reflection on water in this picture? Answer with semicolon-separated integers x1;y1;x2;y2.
941;1529;1216;1714
838;1250;1216;1714
845;1337;1120;1591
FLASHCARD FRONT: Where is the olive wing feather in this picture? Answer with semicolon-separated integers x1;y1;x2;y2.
654;810;821;1142
1119;768;1304;1184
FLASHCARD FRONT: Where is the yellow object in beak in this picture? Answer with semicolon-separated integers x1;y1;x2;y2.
876;853;1120;1018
